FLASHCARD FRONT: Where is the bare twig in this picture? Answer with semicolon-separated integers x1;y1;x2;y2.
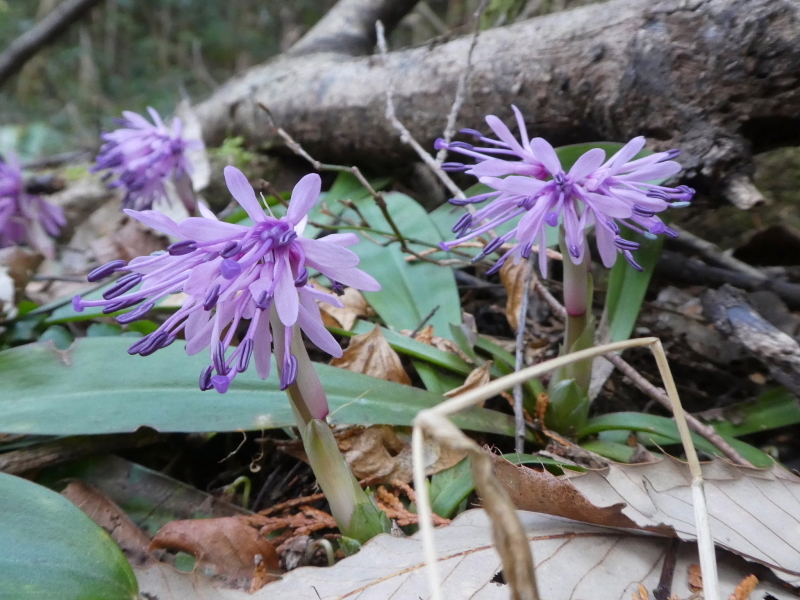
435;0;490;165
375;21;467;201
532;280;754;467
670;225;766;281
513;259;534;454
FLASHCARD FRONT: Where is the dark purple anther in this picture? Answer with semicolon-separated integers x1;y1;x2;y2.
103;296;143;314
88;260;126;282
330;281;345;296
203;284;221;310
211;374;230;394
278;229;297;245
237;339;254;373
279;354;299;390
458;128;483;138
545;211;559;227
646;190;669;200
168;240;198;255
662;149;681;161
159;333;177;349
116;301;154;324
607;220;620;234
220;259;242;280
220;240;242;258
452;213;472;235
554;172;566;187
199;366;214;391
483;236;505;256
614;238;640;251
294;268;309;287
139;331;168;356
127;334;153;355
632;204;655;217
255;290;272;310
520;242;534;259
569;244;581;259
449;141;474;150
213;341;228;375
103;273;143;300
441;163;469;172
623;250;643;271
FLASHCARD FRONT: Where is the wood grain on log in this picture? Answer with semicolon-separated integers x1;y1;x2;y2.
194;0;800;197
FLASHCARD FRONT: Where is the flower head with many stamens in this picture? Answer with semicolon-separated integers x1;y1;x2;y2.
0;152;66;258
439;114;694;276
93;107;202;211
73;166;380;404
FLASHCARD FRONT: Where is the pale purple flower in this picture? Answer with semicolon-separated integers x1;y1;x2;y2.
440;134;694;276
434;105;548;192
93;107;202;211
73;166;380;402
0;152;65;259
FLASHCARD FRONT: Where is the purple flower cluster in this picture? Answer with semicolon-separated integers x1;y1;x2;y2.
93;108;202;210
0;153;65;258
436;107;694;276
73;166;379;397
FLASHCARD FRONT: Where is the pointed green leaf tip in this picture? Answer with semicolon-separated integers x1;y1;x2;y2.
0;472;138;600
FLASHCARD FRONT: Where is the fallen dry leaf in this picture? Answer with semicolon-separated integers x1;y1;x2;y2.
150;517;280;588
0;247;43;320
311;281;370;330
444;361;492;399
403;324;474;364
133;510;796;600
688;563;703;591
494;454;800;585
62;480;152;564
728;574;758;600
331;325;411;385
500;257;533;330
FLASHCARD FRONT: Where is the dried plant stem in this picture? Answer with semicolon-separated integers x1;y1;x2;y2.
533;279;753;467
513;259;534;454
375;21;466;202
413;336;719;600
435;0;489;165
670;225;766;281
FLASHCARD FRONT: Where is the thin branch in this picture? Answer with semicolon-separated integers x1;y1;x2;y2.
669;225;766;282
532;279;754;467
435;0;489;165
513;259;534;454
375;21;467;201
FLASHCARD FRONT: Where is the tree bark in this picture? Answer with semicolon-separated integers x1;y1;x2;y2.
0;0;105;86
194;0;800;197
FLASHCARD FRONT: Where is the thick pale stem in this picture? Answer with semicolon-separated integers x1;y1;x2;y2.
558;228;593;392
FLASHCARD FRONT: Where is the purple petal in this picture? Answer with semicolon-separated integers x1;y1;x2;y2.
301;285;344;308
582;191;633;218
594;220;619;268
197;201;218;220
619;161;681;182
469;160;536;178
123;209;181;237
569;148;606;181
184;259;222;296
286;173;321;225
298;297;342;357
317;265;380;292
480;176;547;197
511;105;530;148
607;137;646;171
297;238;360;269
177;217;247;241
253;313;273;379
319;232;359;247
485;115;526;156
530;138;562;175
273;255;299;325
224;166;265;223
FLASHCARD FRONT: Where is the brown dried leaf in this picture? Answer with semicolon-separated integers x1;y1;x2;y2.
632;583;649;600
149;517;280;586
444;361;492;399
402;325;475;364
339;425;467;483
62;481;151;564
728;574;758;600
500;257;532;330
311;281;370;331
495;454;800;585
0;247;43;320
688;563;703;591
330;325;411;385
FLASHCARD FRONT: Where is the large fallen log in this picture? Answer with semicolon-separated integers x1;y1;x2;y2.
194;0;800;205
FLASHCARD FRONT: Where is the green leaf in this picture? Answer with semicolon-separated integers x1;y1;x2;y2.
0;337;517;436
711;388;800;438
0;472;138;599
39;325;74;349
413;360;464;394
430;458;473;519
87;323;123;337
602;232;664;343
579;412;722;456
545;379;591;434
580;439;637;463
502;453;587;473
346;192;462;336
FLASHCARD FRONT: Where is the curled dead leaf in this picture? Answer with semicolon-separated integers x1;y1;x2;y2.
444;361;492;400
0;247;43;320
728;574;758;600
500;257;533;331
149;517;280;588
331;325;411;385
402;324;474;364
311;281;371;330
